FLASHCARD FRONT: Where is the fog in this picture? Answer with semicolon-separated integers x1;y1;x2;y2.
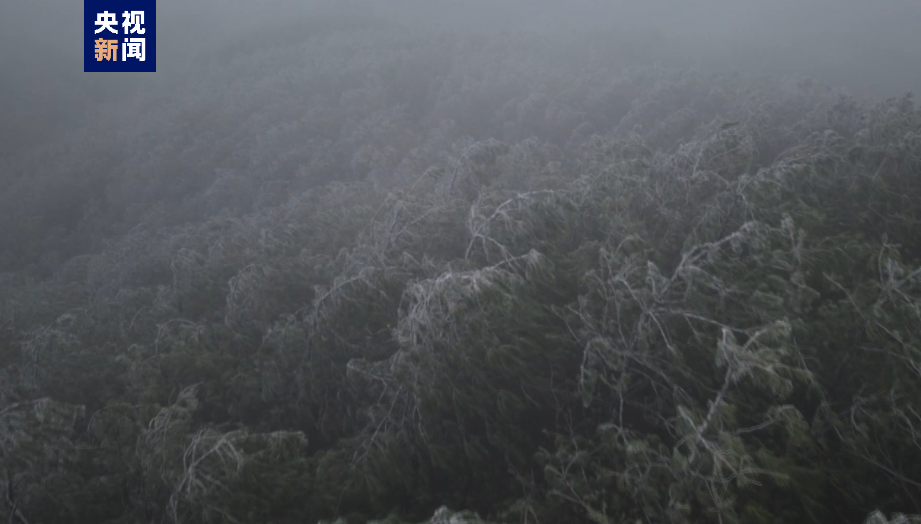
3;2;921;523
2;0;920;158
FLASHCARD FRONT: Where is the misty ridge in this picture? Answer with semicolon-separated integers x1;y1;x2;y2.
1;1;921;523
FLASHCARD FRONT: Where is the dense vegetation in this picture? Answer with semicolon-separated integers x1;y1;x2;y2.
1;13;921;524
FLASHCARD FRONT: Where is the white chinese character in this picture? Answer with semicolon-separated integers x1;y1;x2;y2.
121;11;146;34
94;11;119;34
122;38;146;62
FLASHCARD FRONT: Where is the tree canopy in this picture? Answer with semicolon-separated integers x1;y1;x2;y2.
1;13;920;524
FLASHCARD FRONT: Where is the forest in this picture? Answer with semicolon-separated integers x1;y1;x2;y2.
1;3;921;523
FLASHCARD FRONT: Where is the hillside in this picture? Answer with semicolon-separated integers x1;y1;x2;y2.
1;12;921;524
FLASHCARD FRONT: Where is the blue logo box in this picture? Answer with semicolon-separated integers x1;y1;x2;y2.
84;0;156;72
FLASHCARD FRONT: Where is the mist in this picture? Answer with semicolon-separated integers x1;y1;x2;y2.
2;2;921;523
3;0;920;156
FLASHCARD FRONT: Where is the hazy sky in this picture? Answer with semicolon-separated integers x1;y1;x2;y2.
2;0;919;75
1;0;919;158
